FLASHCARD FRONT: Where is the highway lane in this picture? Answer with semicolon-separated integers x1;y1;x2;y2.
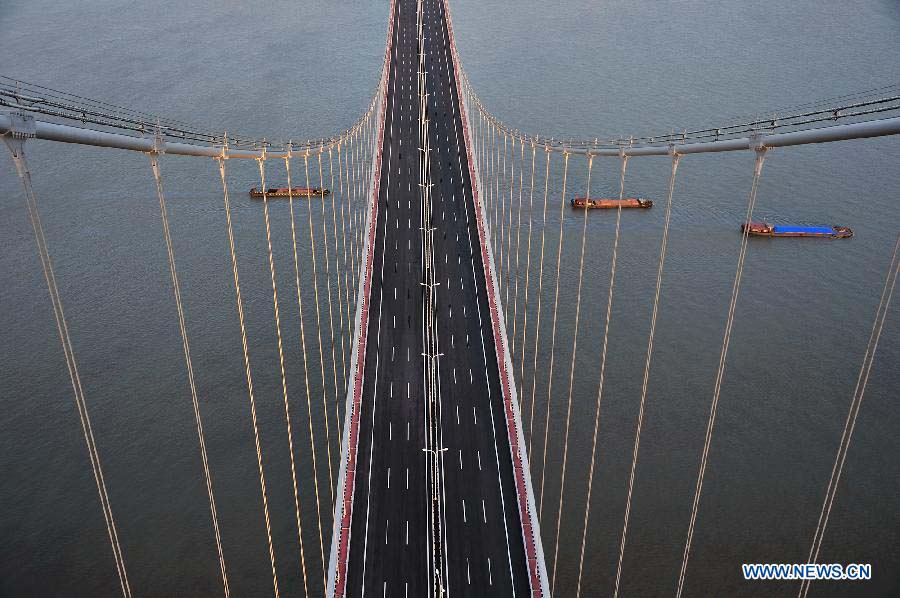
345;0;530;594
423;0;530;594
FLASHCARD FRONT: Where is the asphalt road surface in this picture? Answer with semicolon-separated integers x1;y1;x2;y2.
345;0;530;595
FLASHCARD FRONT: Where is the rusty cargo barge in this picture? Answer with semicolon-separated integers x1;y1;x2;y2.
249;186;330;198
571;197;653;209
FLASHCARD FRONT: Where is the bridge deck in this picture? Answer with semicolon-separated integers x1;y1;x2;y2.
333;0;540;595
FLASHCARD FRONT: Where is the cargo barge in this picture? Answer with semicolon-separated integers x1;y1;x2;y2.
249;187;330;198
571;197;653;209
741;221;853;238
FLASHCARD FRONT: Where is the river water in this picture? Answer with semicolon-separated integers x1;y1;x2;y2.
1;0;898;596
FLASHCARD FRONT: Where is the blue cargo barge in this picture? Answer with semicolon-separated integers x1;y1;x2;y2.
742;221;853;238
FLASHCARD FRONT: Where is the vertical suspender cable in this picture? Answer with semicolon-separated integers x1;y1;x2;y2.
215;157;280;598
370;109;377;197
551;154;594;592
346;137;356;299
476;108;485;213
467;93;476;165
470;89;477;164
606;152;635;596
358;125;366;292
491;124;500;252
357;124;366;283
303;153;337;516
518;142;537;400
538;151;569;517
510;137;526;363
339;138;354;334
306;150;334;589
318;150;342;441
257;155;310;595
503;132;514;325
676;146;768;598
355;126;364;283
485;121;494;240
494;124;502;254
349;131;360;293
362;119;370;234
798;235;899;598
504;134;518;328
348;132;357;292
498;132;509;293
5;136;132;598
328;146;349;397
362;120;371;290
612;153;678;598
503;135;515;320
284;155;328;590
482;114;488;204
527;147;552;458
356;127;365;291
472;96;480;176
149;153;229;598
479;110;488;191
342;138;354;304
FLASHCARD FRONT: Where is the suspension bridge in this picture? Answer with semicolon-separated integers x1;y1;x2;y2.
2;0;899;596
